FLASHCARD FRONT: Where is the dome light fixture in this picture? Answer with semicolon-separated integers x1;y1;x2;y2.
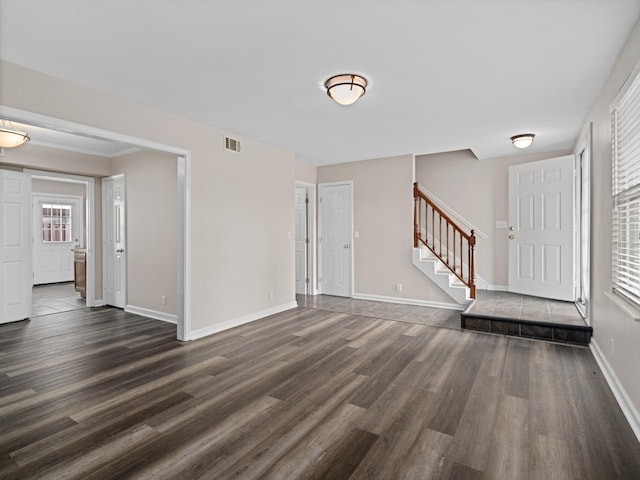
325;74;367;106
0;120;30;148
511;133;535;149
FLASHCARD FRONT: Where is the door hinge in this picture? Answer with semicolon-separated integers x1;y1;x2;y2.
305;238;309;244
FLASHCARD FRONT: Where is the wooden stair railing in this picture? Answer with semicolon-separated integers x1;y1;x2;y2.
413;182;476;299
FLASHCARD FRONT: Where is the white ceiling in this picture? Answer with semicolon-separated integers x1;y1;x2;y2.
1;0;639;165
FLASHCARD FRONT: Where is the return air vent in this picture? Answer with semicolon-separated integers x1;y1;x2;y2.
224;136;241;153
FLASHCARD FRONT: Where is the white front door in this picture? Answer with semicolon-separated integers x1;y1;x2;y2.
508;155;574;301
0;170;32;323
319;183;351;297
32;195;83;285
294;187;308;295
102;175;126;308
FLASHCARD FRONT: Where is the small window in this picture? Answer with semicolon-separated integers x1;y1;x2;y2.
42;204;73;243
611;63;640;307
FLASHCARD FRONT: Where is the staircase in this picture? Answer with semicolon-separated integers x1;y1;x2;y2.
413;183;476;306
412;246;472;305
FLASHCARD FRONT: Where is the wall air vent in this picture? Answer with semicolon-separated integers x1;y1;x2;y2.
224;136;241;153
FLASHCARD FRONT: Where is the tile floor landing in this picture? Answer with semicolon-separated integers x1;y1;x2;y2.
462;290;592;345
32;282;86;317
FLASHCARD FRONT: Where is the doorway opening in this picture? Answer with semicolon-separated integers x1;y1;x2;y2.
0;106;192;341
28;171;92;316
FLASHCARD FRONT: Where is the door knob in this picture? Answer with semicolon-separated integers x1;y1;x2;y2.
509;226;515;231
343;244;349;248
116;248;125;254
508;234;515;240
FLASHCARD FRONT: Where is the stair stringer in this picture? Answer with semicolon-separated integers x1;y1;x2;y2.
412;247;472;306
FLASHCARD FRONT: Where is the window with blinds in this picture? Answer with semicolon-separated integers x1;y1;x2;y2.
612;64;640;307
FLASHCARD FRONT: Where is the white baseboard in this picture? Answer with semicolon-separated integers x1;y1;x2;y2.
351;293;465;311
125;305;178;324
189;301;298;341
590;339;640;443
475;275;507;291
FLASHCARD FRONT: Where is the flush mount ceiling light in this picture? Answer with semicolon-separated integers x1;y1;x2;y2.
0;119;30;148
325;74;367;106
510;133;535;149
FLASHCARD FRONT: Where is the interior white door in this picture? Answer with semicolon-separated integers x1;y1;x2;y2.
0;170;32;323
319;183;351;297
508;155;574;301
294;187;308;295
32;195;83;285
102;175;126;308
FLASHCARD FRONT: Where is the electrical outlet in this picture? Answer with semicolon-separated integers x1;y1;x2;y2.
161;295;167;305
269;291;274;301
396;283;403;292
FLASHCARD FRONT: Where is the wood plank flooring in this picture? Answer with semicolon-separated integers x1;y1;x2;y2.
1;306;639;479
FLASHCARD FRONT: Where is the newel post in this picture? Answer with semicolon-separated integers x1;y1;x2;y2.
469;229;477;299
413;182;419;248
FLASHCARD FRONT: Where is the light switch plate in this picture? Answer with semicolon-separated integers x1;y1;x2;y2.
496;220;508;229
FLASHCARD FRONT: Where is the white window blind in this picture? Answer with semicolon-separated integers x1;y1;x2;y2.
612;65;640;307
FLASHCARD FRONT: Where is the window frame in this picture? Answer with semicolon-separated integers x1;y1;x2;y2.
611;59;640;309
41;203;74;243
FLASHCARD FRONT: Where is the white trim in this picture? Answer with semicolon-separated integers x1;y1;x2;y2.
415;183;489;240
590;339;640;443
481;284;508;292
2;105;191;341
177;155;191;341
189;302;298;340
352;292;465;311
318;181;354;297
125;304;178;324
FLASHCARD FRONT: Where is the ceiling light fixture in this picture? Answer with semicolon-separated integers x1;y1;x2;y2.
510;133;535;149
325;74;367;106
0;120;30;148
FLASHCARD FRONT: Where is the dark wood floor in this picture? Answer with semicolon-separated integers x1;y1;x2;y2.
1;306;639;479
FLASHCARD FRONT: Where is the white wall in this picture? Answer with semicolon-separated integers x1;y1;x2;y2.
1;60;296;335
318;154;453;305
576;16;640;433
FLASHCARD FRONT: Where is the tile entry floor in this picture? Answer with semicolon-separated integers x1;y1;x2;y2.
32;281;86;317
466;290;587;327
298;290;586;330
